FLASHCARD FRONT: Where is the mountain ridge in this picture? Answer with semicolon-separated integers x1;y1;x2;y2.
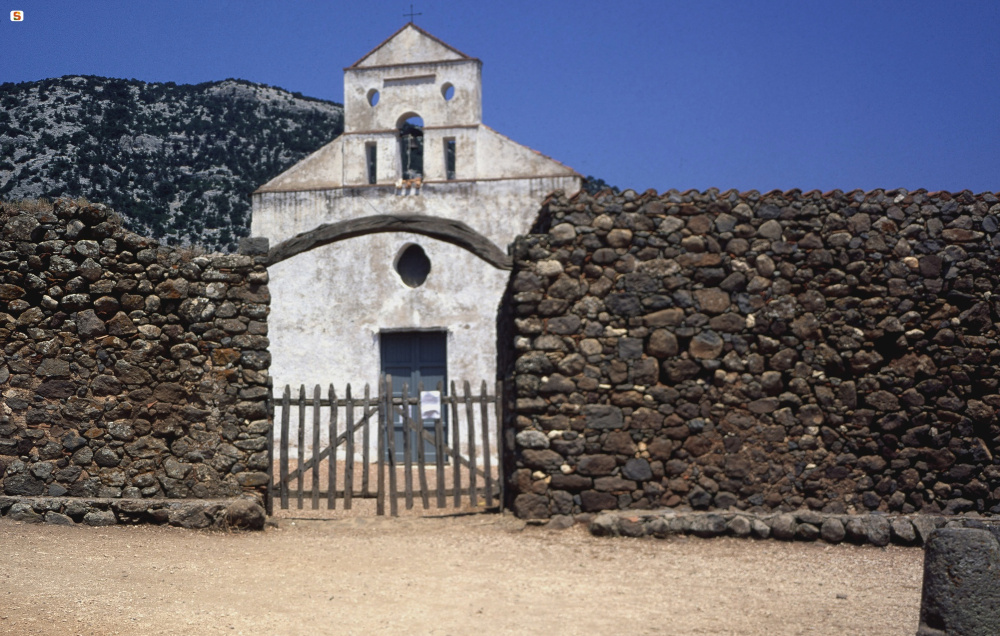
0;75;345;251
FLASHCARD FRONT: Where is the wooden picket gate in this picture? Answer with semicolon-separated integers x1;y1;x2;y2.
265;376;502;516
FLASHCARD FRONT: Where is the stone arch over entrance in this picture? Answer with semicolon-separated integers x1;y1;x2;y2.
266;214;513;270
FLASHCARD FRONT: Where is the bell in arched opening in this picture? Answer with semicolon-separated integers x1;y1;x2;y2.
398;115;424;181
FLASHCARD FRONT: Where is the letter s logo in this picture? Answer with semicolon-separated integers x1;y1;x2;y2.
10;11;23;21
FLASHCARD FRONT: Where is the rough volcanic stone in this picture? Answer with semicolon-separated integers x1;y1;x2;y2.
92;374;124;396
622;458;652;481
550;474;592;491
606;228;633;247
580;490;618;512
36;358;70;377
751;518;771;539
513;494;549;520
62;431;87;451
521;449;563;472
618;517;646;537
748;398;780;414
8;502;43;522
83;510;117;526
821;518;846;543
0;284;25;301
590;513;619;537
168;505;212;529
757;219;783;239
845;517;868;543
71;446;93;465
867;515;892;547
224;499;265;530
44;512;75;526
3;474;44;496
611;335;643;361
690;514;727;538
663;360;700;383
577;455;618;476
106;311;138;336
694;289;730;314
858;455;888;473
594;476;636;492
114;361;152;385
913;516;945;545
796;523;820;541
682;485;709;508
796;510;824;525
155;278;189;299
36;380;75;399
647;517;671;538
516;430;550;449
605;293;642;316
582;405;624;430
689;330;724;359
891;518;918;544
516;352;555;375
647;329;679;357
93;448;120;467
771;513;797;540
76;309;107;339
866;391;900;412
727;515;753;537
918;528;1000;636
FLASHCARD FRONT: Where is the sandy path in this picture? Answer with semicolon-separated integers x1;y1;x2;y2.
0;514;923;635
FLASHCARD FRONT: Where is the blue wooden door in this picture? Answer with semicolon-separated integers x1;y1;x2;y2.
380;331;446;462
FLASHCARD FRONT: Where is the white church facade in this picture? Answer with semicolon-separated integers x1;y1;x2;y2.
251;24;581;406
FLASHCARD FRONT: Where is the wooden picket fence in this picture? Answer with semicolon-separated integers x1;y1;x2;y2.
265;376;502;516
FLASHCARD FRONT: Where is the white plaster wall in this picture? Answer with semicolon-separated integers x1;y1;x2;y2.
257;137;346;192
269;233;504;391
353;26;465;68
344;62;482;133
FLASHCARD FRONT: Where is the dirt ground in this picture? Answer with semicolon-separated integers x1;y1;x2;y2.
0;511;924;636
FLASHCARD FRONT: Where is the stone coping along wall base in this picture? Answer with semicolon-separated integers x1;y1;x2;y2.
585;508;1000;547
0;495;265;530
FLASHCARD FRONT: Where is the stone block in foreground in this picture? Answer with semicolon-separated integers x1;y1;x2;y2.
917;528;1000;636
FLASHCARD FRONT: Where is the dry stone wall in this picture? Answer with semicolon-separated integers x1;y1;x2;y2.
0;200;270;518
502;187;1000;522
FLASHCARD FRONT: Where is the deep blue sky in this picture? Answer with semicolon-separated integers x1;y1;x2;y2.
3;1;999;193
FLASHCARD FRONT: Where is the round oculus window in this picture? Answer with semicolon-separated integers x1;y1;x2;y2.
395;244;430;287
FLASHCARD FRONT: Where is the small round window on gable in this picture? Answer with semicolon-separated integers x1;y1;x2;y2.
441;82;455;101
395;244;431;288
367;89;380;107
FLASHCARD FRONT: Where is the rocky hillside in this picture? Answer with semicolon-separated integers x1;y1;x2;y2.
0;75;344;251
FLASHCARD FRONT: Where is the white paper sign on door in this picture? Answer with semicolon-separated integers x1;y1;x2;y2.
420;391;441;420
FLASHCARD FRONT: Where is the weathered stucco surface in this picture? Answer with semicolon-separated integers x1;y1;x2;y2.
267;234;506;393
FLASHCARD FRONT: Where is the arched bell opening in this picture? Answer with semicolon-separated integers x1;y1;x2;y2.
396;113;424;180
